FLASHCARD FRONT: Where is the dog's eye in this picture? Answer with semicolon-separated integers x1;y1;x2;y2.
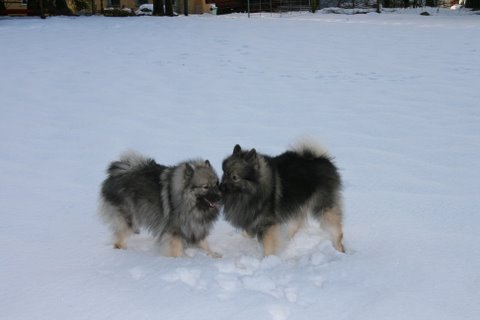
202;184;209;190
231;174;240;182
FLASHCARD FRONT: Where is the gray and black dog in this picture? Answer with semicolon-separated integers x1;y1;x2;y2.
220;140;345;256
99;151;222;257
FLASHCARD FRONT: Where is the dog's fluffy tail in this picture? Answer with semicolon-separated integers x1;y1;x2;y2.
289;137;330;159
107;150;151;176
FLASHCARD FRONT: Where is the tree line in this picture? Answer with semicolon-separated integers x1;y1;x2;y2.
1;0;479;16
0;0;178;16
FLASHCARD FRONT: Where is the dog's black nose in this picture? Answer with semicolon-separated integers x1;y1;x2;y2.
209;191;222;203
219;183;226;192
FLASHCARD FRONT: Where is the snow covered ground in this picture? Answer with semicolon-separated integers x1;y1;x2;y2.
1;9;480;320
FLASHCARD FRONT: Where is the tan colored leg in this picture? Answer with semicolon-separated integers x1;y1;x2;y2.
113;226;133;249
287;214;306;239
262;224;280;256
168;234;184;257
198;239;222;258
320;206;345;253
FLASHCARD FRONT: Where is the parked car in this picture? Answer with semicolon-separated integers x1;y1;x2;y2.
135;4;153;16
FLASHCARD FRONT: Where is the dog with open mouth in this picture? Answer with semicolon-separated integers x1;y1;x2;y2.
99;151;222;257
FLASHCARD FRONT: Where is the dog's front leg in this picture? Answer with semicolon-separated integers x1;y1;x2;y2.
168;234;184;257
262;224;280;256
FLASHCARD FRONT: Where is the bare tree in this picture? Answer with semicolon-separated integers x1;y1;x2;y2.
466;0;480;8
27;0;73;15
165;0;174;15
310;0;317;13
153;0;165;15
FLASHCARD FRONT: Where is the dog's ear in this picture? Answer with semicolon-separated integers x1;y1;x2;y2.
205;159;211;167
246;148;257;161
184;163;195;181
233;144;242;155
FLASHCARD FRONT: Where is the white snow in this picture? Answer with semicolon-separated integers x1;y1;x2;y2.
1;9;480;320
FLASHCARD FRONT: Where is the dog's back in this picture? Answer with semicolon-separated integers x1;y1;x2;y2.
106;150;151;176
101;151;166;206
272;148;341;214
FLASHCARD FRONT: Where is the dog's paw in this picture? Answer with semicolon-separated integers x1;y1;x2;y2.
114;243;126;249
208;251;222;259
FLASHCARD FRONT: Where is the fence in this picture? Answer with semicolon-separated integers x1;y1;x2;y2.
243;0;459;14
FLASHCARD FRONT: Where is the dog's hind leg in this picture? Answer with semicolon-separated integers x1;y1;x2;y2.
198;239;222;258
100;202;133;249
112;219;133;249
316;205;345;253
287;213;307;239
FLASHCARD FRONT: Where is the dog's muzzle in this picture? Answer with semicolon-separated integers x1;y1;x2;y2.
203;191;222;209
